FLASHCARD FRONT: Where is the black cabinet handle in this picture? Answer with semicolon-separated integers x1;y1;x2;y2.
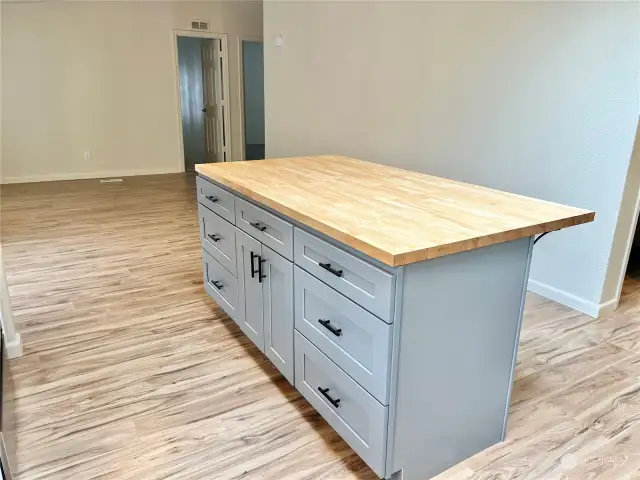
318;387;341;408
250;251;259;278
211;280;223;290
207;233;221;242
319;262;343;277
205;195;219;203
318;319;342;337
250;221;267;232
258;255;266;283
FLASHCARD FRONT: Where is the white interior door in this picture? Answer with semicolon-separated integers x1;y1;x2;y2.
202;39;227;163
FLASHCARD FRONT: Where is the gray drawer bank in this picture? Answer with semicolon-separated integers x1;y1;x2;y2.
196;175;533;480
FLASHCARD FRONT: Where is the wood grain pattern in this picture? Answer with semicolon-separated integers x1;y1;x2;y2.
196;156;594;266
0;172;634;480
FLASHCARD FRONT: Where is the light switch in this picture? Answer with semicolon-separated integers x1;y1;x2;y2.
275;35;283;47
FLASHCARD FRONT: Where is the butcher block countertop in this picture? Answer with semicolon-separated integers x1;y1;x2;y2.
196;156;595;267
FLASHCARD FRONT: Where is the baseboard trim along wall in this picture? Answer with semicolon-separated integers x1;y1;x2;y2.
5;333;23;359
528;279;618;319
1;167;182;184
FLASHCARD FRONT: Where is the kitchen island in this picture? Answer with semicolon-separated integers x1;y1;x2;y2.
195;155;594;480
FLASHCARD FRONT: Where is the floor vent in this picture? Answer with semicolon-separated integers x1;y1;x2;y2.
99;178;123;183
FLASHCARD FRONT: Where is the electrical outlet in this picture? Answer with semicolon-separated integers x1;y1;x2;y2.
84;151;91;162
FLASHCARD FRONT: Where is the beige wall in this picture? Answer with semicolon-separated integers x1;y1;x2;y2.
264;1;639;315
1;1;262;183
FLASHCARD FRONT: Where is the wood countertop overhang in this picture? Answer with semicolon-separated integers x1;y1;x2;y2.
196;156;595;267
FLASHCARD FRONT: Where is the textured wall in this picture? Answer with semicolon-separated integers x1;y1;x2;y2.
264;1;639;313
1;1;262;182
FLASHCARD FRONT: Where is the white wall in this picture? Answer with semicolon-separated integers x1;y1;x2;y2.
264;1;639;315
1;1;262;183
243;40;265;146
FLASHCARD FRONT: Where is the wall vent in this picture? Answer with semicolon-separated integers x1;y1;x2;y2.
191;20;209;31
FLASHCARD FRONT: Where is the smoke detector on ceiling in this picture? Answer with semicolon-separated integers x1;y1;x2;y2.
190;20;209;31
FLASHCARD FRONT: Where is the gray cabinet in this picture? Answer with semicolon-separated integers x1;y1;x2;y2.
236;230;265;349
262;245;294;383
235;230;294;384
202;250;243;324
198;175;535;480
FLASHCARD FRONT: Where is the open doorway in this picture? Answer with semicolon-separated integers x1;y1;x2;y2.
175;33;231;171
240;39;265;160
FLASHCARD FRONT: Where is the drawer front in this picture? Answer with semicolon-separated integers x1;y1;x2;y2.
295;267;392;404
235;197;293;261
198;203;237;276
295;332;388;477
197;176;236;224
294;228;395;322
202;249;243;323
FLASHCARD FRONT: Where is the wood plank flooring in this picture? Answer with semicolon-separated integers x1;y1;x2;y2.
2;173;640;479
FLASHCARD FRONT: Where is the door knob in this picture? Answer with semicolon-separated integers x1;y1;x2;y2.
202;108;207;113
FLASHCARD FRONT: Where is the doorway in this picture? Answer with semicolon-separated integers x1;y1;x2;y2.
175;33;230;171
626;221;640;279
240;40;265;160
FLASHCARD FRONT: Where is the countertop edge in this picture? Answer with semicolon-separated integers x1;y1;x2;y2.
196;167;595;267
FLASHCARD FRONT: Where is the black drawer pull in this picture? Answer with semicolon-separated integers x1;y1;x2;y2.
258;255;266;283
318;319;342;337
211;280;223;290
205;195;219;203
250;221;267;232
250;251;259;278
318;387;341;408
319;262;343;277
207;233;221;242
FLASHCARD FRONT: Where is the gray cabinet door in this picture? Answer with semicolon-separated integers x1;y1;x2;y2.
235;230;264;350
261;245;294;384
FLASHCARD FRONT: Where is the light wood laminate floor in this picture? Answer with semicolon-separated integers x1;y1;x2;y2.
2;173;640;479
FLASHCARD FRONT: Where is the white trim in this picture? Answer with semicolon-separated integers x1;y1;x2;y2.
237;35;263;161
172;29;232;169
5;333;22;359
613;187;640;311
2;167;180;184
0;252;22;359
528;278;615;318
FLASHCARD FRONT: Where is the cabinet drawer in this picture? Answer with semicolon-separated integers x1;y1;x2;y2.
294;228;395;322
197;176;236;224
295;267;392;404
198;203;237;276
202;249;242;323
295;332;388;477
235;197;293;261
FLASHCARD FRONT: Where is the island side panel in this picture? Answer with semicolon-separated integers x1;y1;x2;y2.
388;237;533;479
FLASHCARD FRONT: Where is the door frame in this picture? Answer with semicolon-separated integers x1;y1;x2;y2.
172;29;232;172
237;35;263;161
609;123;640;311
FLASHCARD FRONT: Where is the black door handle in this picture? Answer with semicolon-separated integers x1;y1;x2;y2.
250;251;259;278
211;280;223;290
258;255;266;283
205;195;219;203
207;233;221;242
318;387;341;408
318;262;343;277
202;107;207;113
318;319;342;337
250;221;267;232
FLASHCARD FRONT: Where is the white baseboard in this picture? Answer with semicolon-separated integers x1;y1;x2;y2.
528;279;617;318
2;167;182;184
5;333;23;359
